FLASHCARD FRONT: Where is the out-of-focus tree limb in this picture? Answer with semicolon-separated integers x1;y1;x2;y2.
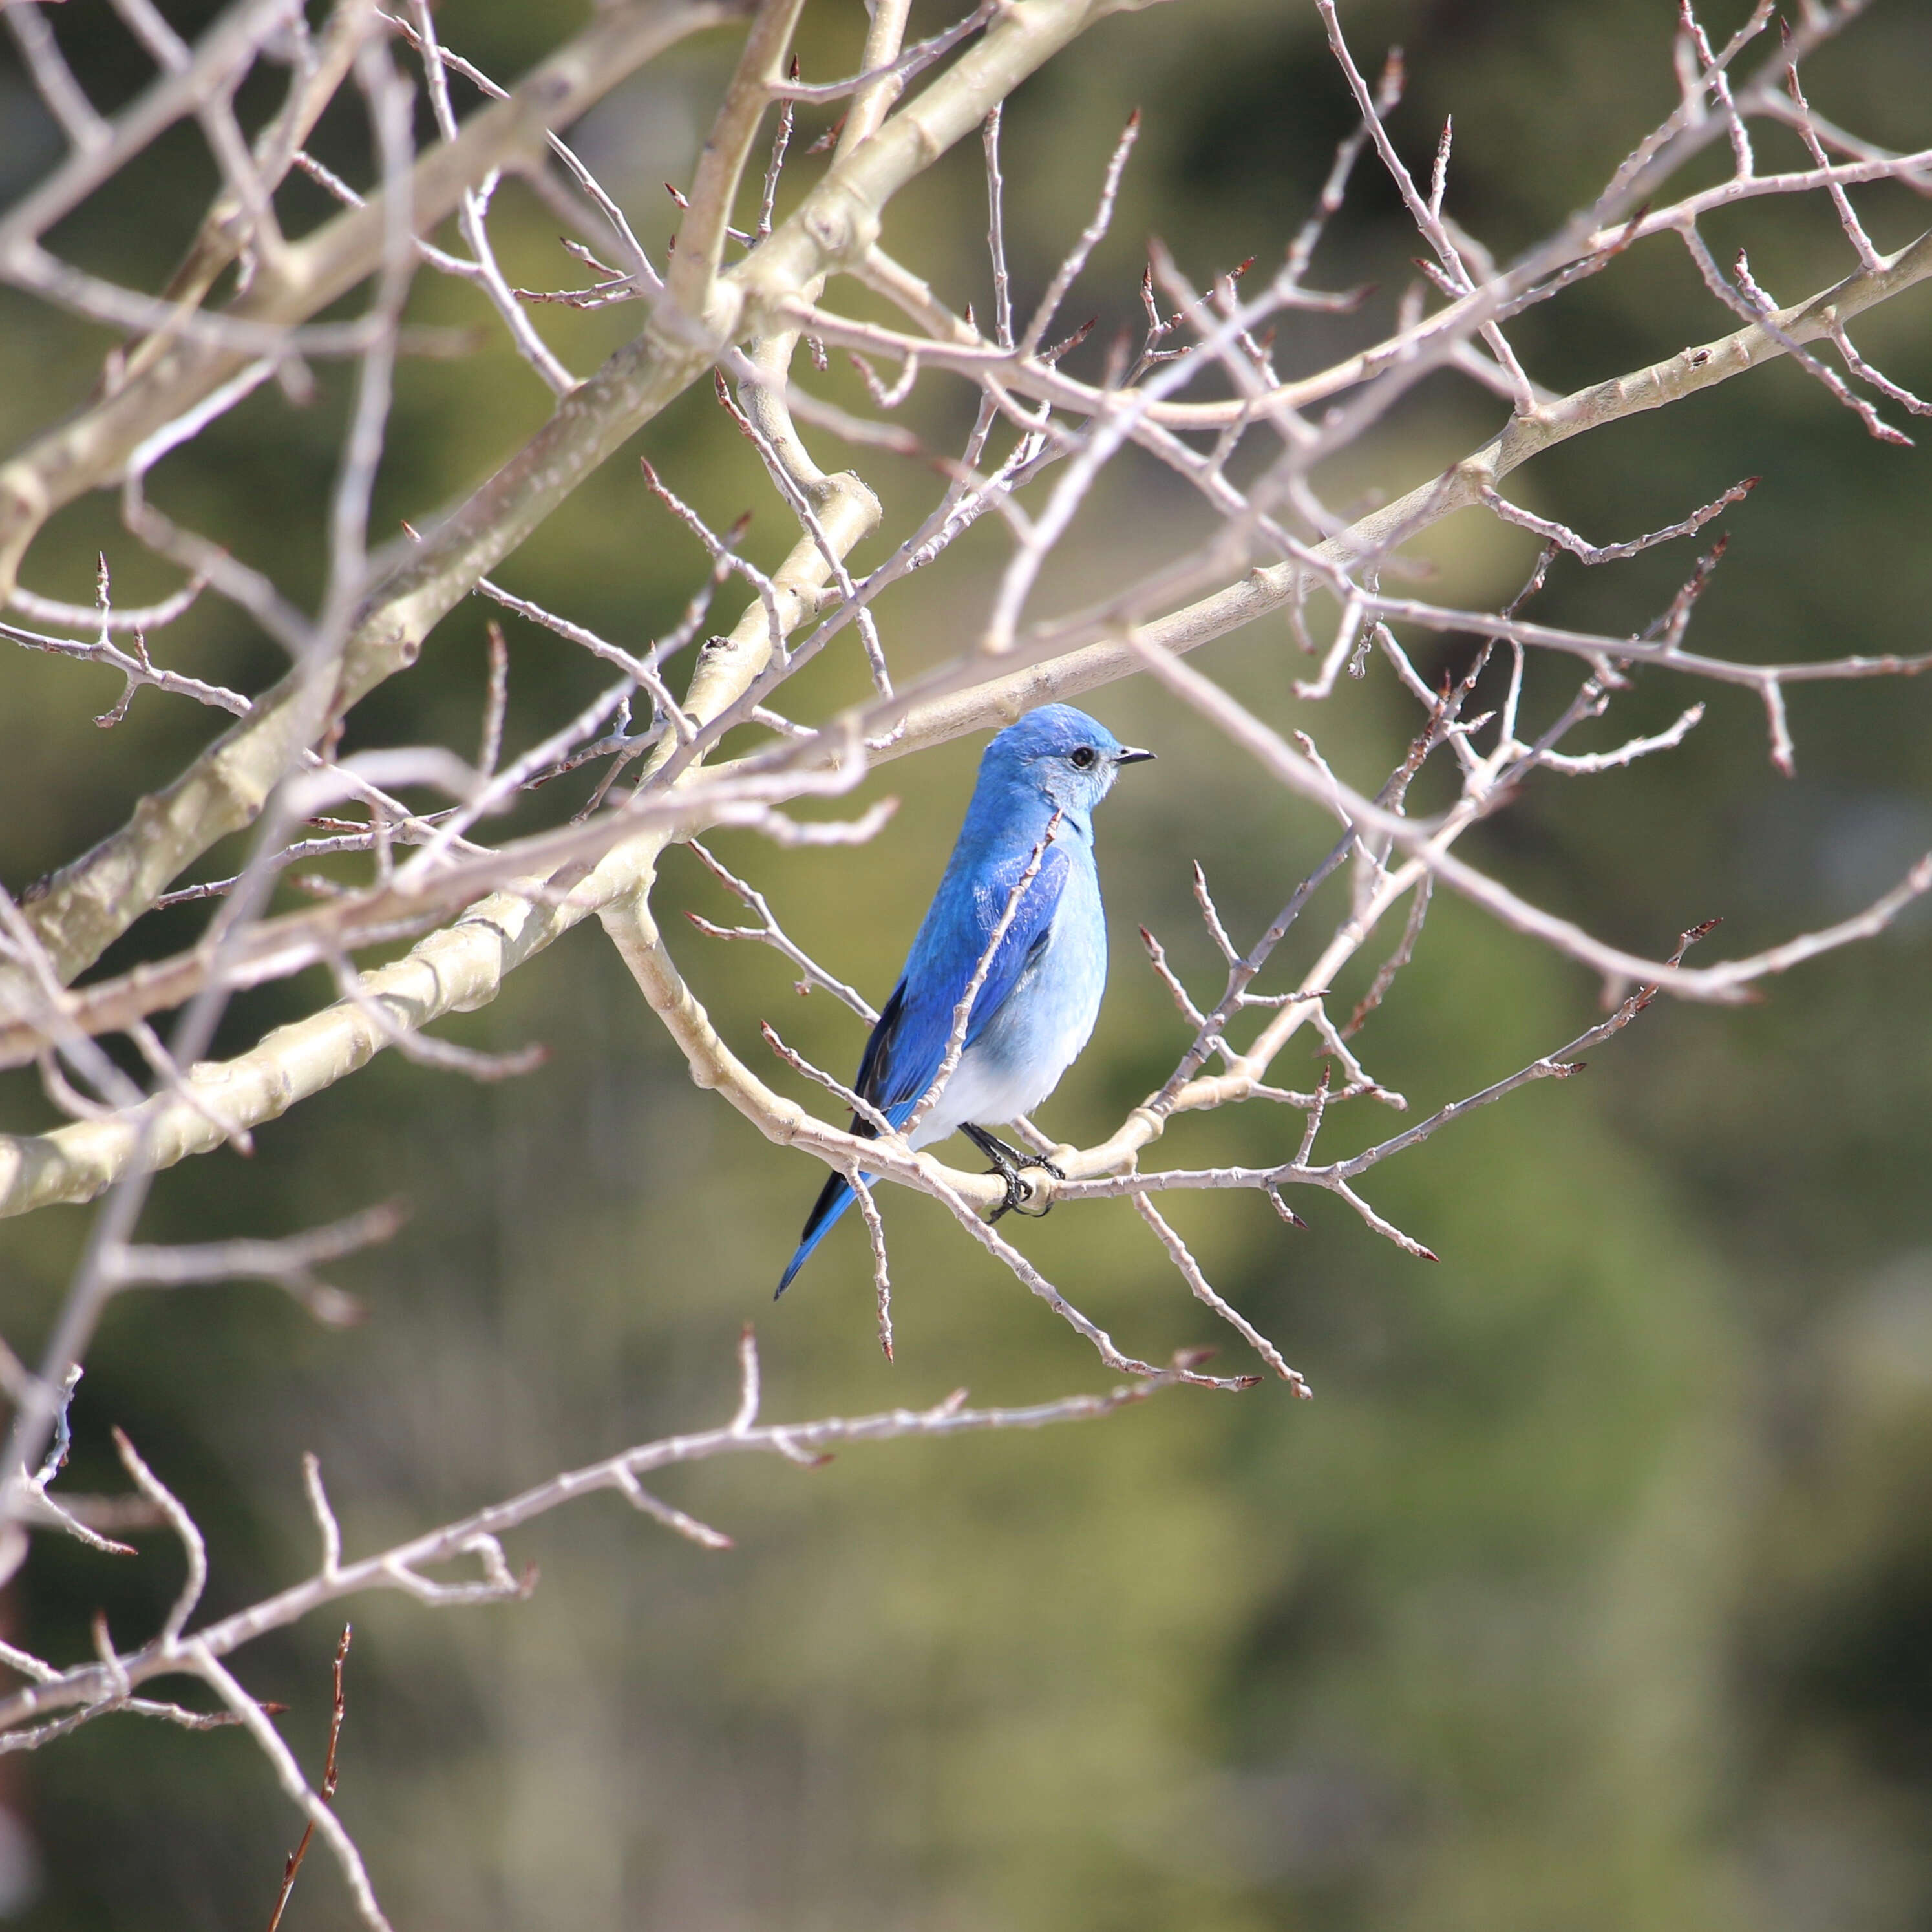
0;0;742;598
121;0;379;390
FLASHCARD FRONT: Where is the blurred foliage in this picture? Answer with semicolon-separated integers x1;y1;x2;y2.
2;0;1931;1926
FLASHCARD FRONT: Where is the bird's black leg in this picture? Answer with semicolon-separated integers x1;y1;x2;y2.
962;1124;1064;1221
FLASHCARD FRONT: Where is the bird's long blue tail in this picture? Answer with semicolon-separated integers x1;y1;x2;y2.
774;1169;862;1297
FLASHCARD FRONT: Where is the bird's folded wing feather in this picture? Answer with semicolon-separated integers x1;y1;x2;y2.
856;842;1071;1126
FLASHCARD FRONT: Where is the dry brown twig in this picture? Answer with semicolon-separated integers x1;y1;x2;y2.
264;1624;353;1932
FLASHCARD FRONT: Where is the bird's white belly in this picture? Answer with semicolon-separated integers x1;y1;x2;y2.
908;1045;1068;1149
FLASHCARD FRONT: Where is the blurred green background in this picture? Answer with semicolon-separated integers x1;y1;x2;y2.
3;0;1931;1925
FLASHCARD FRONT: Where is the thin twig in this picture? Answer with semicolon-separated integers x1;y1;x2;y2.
264;1624;353;1932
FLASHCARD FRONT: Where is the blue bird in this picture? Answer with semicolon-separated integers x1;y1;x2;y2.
776;704;1154;1297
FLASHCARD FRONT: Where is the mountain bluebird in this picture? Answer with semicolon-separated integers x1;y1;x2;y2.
776;704;1154;1296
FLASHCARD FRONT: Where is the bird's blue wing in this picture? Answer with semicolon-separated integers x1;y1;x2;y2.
864;839;1072;1116
774;842;1070;1297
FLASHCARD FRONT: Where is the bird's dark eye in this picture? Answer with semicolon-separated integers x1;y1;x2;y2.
1069;745;1097;770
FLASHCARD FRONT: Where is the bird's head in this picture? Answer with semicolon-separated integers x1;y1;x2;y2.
981;705;1155;827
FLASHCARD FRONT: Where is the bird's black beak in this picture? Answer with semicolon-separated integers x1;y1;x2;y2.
1115;747;1156;766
